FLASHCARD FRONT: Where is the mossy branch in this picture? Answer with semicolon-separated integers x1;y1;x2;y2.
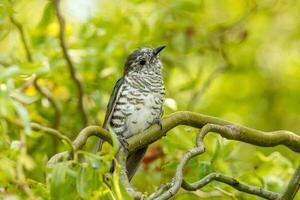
47;111;300;199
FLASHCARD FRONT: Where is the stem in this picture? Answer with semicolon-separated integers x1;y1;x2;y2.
52;0;88;126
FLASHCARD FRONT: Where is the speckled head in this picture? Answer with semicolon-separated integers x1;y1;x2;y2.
124;46;165;75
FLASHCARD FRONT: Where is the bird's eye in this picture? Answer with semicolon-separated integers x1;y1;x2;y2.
139;59;146;65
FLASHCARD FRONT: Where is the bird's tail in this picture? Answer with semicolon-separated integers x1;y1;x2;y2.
96;138;147;181
126;147;148;181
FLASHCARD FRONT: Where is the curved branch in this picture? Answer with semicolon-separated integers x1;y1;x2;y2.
149;122;282;200
47;111;300;166
128;111;300;153
46;111;300;199
282;164;300;200
9;16;33;62
73;125;112;150
3;116;73;153
52;0;88;126
149;146;205;200
187;62;228;110
117;149;144;200
48;125;112;165
33;77;61;128
182;173;280;200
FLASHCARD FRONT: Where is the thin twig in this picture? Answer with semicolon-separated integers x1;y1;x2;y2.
187;61;229;110
18;75;37;93
282;164;300;200
187;4;257;110
9;16;33;62
182;173;280;200
33;77;61;128
48;125;113;165
3;116;73;155
52;0;88;126
10;15;62;129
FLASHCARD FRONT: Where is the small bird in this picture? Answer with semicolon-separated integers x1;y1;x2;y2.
100;46;166;180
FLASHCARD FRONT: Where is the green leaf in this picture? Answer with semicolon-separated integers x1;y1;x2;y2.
11;100;31;135
37;2;55;29
0;65;20;81
28;179;49;199
18;62;50;75
76;163;102;198
10;91;38;104
199;161;213;179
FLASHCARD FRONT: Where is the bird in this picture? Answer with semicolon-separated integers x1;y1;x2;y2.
99;46;166;180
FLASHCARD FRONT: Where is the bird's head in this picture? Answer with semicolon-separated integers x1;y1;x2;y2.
124;46;165;75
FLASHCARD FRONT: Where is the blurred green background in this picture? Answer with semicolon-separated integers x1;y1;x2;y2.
0;0;299;199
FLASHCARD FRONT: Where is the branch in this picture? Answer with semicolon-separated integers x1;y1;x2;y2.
117;149;144;200
149;145;205;200
33;77;61;128
187;61;229;110
149;123;282;200
46;111;300;199
52;0;88;126
48;125;112;165
3;116;73;154
18;75;37;93
282;164;300;200
10;15;62;129
48;111;300;165
128;111;300;153
187;5;257;110
182;173;280;200
9;16;33;62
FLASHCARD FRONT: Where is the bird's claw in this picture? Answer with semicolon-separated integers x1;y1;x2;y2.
152;118;163;130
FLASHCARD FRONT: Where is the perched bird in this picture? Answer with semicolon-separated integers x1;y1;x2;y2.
99;46;166;180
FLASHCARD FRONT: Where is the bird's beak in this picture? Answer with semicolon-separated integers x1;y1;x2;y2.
154;45;166;56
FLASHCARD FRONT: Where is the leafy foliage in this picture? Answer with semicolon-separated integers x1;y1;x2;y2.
0;0;299;199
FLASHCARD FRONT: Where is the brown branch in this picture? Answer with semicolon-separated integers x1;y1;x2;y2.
10;15;62;129
9;16;33;62
33;77;61;128
18;75;37;93
282;164;300;200
52;0;88;126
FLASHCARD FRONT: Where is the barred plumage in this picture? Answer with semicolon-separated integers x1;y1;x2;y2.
110;74;165;137
100;46;166;180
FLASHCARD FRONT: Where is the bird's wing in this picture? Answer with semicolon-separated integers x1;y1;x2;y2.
94;77;124;152
103;77;125;129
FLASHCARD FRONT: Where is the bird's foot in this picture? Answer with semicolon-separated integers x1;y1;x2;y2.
152;118;163;130
118;135;129;152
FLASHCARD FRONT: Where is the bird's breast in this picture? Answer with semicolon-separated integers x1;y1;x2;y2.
110;81;164;138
